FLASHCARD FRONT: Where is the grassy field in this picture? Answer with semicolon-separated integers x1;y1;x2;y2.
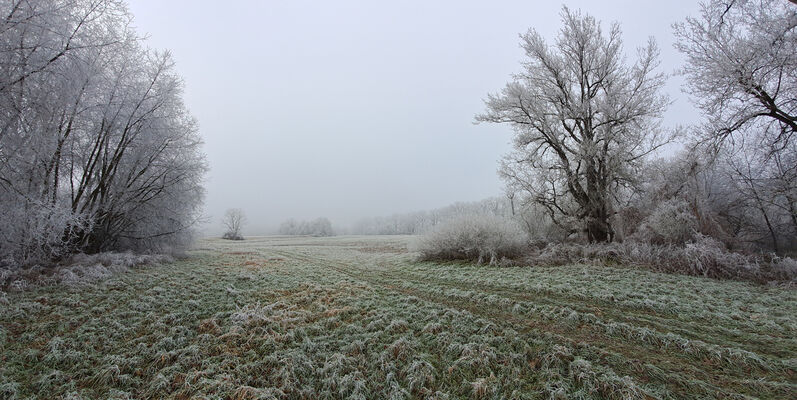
1;236;795;399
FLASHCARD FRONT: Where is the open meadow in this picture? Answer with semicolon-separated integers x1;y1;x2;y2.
1;235;796;399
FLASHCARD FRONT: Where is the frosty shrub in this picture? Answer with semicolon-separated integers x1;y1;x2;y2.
412;215;528;265
634;199;698;245
677;234;754;279
0;202;91;266
222;232;244;241
0;252;172;293
768;257;797;282
529;237;797;283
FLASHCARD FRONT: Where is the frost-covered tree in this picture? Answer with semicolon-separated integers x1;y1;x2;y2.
278;217;334;236
222;209;246;240
674;0;796;153
722;143;797;252
351;198;515;235
308;217;334;237
674;0;797;252
0;0;206;264
477;8;671;242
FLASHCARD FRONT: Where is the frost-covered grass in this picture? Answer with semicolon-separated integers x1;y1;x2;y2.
1;236;795;399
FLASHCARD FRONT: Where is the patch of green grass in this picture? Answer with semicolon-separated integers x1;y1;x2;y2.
1;235;795;399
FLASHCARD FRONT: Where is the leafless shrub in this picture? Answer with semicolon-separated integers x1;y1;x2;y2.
412;215;528;265
768;257;797;282
222;232;245;241
633;199;698;245
0;252;172;292
528;236;796;283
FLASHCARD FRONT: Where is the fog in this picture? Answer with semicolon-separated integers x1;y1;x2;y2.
125;0;702;235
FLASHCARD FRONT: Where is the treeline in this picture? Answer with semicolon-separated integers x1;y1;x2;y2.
0;0;205;266
351;198;513;235
278;218;334;237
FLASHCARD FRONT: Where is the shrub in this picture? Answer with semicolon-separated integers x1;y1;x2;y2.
222;232;244;241
0;252;172;292
678;234;754;278
412;215;528;265
527;237;797;283
0;203;91;267
633;199;698;245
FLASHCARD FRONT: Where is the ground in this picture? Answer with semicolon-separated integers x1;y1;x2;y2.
0;236;795;399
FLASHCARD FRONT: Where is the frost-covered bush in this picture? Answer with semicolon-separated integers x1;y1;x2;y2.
528;237;796;283
0;201;91;266
222;232;244;241
633;199;698;245
678;234;754;278
0;252;172;292
412;215;528;265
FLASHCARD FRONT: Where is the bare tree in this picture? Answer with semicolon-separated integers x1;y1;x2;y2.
673;0;796;153
477;7;671;242
0;0;206;263
222;209;246;240
674;0;797;252
278;217;334;236
350;198;515;235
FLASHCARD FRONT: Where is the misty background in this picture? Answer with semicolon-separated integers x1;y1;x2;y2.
126;0;702;235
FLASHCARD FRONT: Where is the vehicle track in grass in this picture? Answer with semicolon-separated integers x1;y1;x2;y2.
284;245;796;342
393;265;797;359
268;247;795;359
265;246;796;399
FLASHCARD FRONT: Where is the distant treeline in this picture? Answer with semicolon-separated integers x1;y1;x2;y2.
278;218;334;237
351;198;514;235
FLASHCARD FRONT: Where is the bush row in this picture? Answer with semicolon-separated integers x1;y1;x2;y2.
413;215;797;283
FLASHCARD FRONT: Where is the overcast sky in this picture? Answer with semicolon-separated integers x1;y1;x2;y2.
126;0;703;235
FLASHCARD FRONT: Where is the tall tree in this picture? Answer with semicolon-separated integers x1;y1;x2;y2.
477;8;670;242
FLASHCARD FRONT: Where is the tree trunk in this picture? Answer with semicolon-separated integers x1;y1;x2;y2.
583;161;612;243
757;203;780;254
786;194;797;237
586;213;611;242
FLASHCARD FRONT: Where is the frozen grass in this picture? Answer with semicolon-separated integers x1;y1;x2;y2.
0;235;795;399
